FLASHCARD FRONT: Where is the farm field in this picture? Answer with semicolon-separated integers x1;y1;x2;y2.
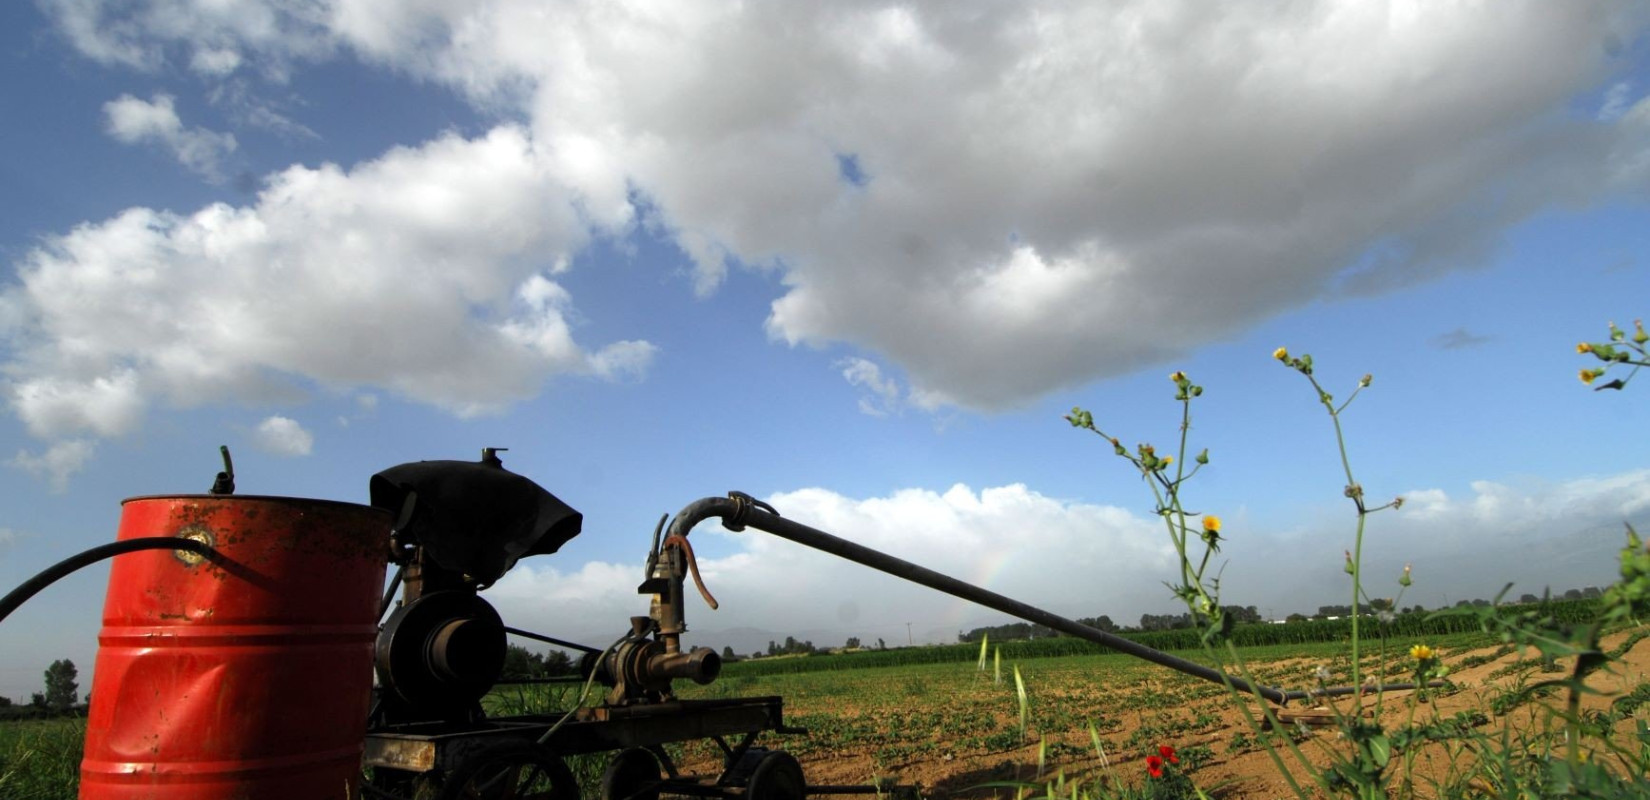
3;627;1647;799
672;627;1650;800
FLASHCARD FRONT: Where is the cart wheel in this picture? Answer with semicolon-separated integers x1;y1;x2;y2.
438;741;578;800
600;747;663;800
746;751;805;800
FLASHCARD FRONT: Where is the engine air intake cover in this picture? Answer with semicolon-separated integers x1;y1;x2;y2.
370;458;582;585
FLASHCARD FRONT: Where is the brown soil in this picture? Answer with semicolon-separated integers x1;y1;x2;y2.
774;631;1650;800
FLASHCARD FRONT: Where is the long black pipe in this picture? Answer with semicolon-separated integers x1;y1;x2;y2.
504;626;602;655
0;538;215;626
667;495;1293;705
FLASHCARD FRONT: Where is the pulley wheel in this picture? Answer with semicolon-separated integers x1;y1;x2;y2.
437;740;577;800
600;747;663;800
746;751;805;800
376;590;506;709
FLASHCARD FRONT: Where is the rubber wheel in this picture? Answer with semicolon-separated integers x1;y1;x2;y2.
746;751;805;800
600;747;663;800
437;741;579;800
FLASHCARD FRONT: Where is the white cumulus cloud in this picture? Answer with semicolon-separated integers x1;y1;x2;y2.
1226;471;1650;616
30;1;1650;415
487;482;1174;649
483;470;1650;652
1;125;653;452
253;415;313;456
103;93;238;181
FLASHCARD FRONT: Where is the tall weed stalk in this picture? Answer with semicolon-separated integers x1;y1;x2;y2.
1049;329;1650;800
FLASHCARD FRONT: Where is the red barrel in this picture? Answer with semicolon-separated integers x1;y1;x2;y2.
81;496;390;800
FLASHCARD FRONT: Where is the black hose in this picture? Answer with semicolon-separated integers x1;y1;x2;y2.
665;495;1291;705
503;626;602;655
0;538;215;626
671;493;1453;706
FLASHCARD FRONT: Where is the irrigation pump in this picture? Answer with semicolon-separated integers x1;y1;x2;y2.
0;449;1439;800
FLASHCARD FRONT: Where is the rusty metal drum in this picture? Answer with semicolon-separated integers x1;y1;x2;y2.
80;495;390;800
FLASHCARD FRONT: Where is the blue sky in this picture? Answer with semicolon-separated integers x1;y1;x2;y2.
2;1;1650;701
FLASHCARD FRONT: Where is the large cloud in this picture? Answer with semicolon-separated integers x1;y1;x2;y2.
1;125;654;441
489;482;1176;650
485;471;1650;653
29;1;1650;416
1222;470;1650;618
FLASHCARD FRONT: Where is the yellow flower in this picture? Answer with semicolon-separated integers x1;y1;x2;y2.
1273;347;1288;361
1577;342;1593;354
1410;644;1436;662
1169;371;1186;383
1160;455;1173;466
1202;515;1221;533
1580;368;1601;385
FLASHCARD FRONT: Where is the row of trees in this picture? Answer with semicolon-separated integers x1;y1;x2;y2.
959;608;1266;641
0;659;80;718
500;645;575;678
738;636;887;659
956;615;1121;643
956;587;1610;643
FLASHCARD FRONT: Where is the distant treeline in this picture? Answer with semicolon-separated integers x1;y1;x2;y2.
958;590;1607;644
0;658;82;720
0;703;87;721
722;598;1603;678
959;607;1269;642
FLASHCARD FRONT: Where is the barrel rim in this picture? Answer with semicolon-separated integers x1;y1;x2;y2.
120;494;392;517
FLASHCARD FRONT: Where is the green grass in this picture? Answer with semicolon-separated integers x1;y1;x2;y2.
0;717;82;800
721;622;1507;679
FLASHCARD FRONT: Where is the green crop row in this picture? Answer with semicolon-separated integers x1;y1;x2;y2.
721;599;1602;678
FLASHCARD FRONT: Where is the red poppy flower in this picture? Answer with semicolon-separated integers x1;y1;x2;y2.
1159;744;1179;764
1146;755;1164;778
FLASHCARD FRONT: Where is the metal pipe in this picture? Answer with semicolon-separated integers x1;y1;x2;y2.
671;494;1451;703
667;496;1291;705
647;647;722;685
504;626;602;655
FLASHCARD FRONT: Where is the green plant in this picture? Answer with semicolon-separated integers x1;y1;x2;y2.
1576;320;1650;391
1174;743;1213;771
1041;331;1650;800
0;718;82;800
1069;357;1398;799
